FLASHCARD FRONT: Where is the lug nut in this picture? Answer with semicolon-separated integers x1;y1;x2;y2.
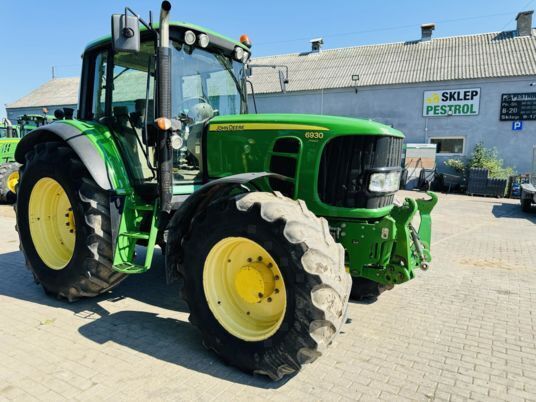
258;292;263;298
247;258;252;262
275;288;279;294
267;297;272;303
257;256;263;261
267;263;273;268
274;275;280;281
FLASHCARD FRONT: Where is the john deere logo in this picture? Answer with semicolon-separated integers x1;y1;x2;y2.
423;88;480;117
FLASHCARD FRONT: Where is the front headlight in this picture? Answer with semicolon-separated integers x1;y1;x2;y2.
369;171;401;192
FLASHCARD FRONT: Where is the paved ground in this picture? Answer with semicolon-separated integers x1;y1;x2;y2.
1;191;536;401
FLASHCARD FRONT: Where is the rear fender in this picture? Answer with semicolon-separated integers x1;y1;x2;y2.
15;121;132;193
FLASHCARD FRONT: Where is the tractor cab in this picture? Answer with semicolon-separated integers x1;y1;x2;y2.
79;18;250;203
17;114;55;137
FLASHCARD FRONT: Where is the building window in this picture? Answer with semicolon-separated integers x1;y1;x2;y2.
429;137;465;155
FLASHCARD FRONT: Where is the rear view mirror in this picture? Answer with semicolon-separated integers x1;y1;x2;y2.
111;13;140;53
279;70;289;93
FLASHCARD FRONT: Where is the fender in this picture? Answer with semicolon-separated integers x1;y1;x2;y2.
15;121;132;193
164;172;284;283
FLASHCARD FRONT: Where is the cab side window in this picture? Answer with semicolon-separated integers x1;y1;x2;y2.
110;44;156;184
91;51;108;120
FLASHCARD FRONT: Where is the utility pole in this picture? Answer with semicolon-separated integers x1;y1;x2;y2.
52;66;55;79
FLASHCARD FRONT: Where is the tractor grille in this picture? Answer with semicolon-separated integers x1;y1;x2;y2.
318;135;403;209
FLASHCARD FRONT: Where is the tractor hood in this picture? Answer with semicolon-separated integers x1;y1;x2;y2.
208;114;404;138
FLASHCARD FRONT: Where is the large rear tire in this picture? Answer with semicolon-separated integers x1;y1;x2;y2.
16;142;126;300
178;192;351;380
0;162;20;203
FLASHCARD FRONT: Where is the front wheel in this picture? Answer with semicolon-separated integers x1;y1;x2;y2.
179;192;351;380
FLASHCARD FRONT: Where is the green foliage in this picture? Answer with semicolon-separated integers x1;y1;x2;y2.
444;158;465;174
443;143;516;179
467;142;515;179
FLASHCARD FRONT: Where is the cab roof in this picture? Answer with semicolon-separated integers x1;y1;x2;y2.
84;21;249;53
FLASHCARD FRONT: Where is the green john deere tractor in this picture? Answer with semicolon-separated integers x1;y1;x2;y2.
0;118;21;202
0;114;55;202
14;2;436;380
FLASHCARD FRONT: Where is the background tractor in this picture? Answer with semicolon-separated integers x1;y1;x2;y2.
14;1;435;380
0;118;19;202
0;113;54;202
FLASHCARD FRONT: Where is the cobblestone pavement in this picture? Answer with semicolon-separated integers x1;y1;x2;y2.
1;191;535;401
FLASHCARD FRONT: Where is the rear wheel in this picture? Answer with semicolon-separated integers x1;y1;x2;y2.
179;192;351;380
16;142;126;300
0;162;20;203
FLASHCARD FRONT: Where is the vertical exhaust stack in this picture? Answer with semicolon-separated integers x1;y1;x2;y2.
421;23;435;42
516;10;534;37
158;0;173;212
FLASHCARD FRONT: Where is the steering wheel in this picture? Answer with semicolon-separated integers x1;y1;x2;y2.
179;96;209;112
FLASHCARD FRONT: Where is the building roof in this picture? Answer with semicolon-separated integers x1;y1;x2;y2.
6;77;79;109
6;28;536;108
249;29;536;94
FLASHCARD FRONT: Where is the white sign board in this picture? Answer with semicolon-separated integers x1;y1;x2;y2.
423;88;480;117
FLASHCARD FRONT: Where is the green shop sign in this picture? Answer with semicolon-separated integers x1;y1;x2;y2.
423;88;480;117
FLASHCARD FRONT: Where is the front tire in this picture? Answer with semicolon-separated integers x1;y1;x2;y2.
16;142;126;300
179;192;351;380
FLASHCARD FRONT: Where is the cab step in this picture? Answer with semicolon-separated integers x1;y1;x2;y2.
120;231;150;241
112;198;159;274
113;262;149;274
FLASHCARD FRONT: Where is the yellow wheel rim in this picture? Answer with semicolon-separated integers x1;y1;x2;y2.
203;237;287;342
28;178;76;270
7;171;19;194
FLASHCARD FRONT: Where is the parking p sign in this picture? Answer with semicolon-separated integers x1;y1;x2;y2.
512;121;523;131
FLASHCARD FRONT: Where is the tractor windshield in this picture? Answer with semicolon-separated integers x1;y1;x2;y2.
0;127;7;138
170;42;246;183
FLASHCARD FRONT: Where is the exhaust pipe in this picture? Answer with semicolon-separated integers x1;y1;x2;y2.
158;0;173;212
160;1;171;48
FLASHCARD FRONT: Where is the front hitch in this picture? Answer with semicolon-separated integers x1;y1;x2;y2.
329;191;438;287
390;191;438;274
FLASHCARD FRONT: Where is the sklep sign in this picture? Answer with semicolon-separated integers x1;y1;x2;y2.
423;88;480;117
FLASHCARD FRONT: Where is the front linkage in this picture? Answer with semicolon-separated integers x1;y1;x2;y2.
331;191;438;287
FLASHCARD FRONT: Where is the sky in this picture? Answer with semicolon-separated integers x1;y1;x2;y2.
0;0;534;118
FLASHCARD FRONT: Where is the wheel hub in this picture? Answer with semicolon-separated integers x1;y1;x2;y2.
203;237;287;341
234;262;275;304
